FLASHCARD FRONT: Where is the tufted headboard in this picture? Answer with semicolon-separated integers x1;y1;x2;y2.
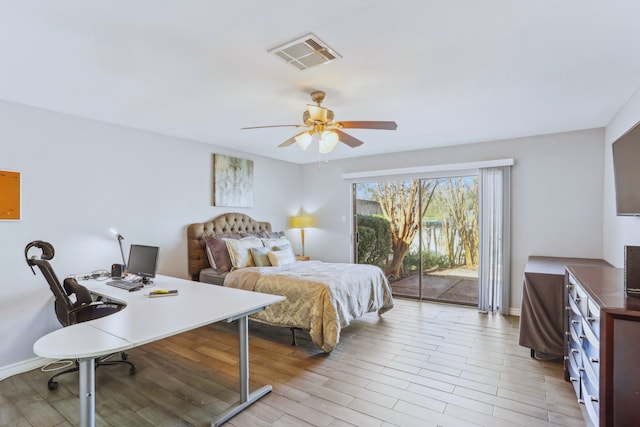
187;212;271;281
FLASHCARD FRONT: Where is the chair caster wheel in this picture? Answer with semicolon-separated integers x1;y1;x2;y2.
48;381;58;391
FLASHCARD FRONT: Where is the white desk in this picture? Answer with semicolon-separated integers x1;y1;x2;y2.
33;275;285;427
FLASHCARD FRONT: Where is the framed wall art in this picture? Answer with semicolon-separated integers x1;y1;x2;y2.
213;154;254;207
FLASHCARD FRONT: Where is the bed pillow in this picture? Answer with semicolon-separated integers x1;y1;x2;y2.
226;237;263;270
203;234;242;273
250;247;272;267
267;249;296;266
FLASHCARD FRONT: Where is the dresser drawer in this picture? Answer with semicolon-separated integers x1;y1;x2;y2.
568;293;582;317
581;348;599;389
586;298;601;340
568;334;582;370
581;374;599;426
566;348;582;399
567;274;579;299
575;284;589;315
581;317;600;353
568;315;582;346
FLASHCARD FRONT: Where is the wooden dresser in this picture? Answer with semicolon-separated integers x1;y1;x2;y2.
564;265;640;426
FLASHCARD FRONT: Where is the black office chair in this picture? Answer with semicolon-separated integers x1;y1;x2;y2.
25;240;136;390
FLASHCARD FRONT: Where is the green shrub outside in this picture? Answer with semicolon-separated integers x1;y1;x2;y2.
357;215;391;269
403;250;451;273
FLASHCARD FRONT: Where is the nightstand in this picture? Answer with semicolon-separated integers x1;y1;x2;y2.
296;256;310;261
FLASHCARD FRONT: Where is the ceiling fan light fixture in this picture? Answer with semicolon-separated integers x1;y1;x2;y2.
307;105;328;122
242;90;396;154
318;130;339;153
295;131;313;150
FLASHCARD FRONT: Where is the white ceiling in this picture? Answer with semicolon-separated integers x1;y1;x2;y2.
2;1;640;164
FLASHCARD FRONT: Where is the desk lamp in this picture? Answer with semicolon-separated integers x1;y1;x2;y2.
289;214;316;257
109;228;127;275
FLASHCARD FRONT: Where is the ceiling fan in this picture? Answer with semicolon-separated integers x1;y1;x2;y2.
241;91;397;153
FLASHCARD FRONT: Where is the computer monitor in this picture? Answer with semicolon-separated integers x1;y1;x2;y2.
126;244;159;284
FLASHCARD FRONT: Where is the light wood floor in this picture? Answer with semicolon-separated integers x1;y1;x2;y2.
0;298;586;427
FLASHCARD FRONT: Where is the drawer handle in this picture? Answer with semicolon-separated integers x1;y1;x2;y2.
579;334;586;339
586;317;596;322
579;367;585;372
569;376;578;383
578;398;585;405
571;349;580;354
590;358;599;363
575;297;581;303
567;284;573;290
571;320;579;325
590;395;599;403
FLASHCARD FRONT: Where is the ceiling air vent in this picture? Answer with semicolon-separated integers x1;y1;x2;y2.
269;33;341;71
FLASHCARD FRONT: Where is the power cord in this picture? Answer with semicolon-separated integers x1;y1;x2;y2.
69;269;110;281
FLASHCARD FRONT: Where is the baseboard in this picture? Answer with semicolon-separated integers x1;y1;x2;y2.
509;307;521;316
0;356;50;381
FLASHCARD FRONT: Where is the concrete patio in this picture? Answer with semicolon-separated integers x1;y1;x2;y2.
390;267;478;306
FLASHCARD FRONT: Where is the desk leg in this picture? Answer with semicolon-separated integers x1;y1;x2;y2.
78;357;96;427
212;315;272;427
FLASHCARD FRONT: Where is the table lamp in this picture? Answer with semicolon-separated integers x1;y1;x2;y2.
289;214;316;257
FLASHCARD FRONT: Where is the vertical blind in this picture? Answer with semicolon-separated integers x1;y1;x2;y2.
478;166;511;314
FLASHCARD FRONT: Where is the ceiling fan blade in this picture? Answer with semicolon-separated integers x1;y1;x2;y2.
335;129;364;148
278;130;309;148
241;124;301;130
336;121;398;130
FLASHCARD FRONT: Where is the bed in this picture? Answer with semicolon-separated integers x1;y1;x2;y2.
187;212;394;352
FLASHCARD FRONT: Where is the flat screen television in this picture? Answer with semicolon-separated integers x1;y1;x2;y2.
127;244;160;284
613;120;640;216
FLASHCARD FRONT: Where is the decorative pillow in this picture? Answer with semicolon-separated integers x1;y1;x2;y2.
226;237;263;270
205;245;216;270
252;230;284;239
267;249;296;267
272;242;296;260
203;234;242;273
261;237;291;250
238;231;257;238
250;247;272;267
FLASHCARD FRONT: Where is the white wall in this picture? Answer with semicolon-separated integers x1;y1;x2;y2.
0;100;301;369
603;89;640;266
300;129;605;313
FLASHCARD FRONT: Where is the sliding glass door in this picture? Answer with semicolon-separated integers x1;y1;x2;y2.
354;175;479;306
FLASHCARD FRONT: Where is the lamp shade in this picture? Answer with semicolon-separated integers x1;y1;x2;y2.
295;131;313;150
289;214;316;229
307;105;328;122
109;228;124;240
318;130;339;153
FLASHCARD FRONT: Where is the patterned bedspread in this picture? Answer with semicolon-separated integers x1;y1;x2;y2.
223;261;394;352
